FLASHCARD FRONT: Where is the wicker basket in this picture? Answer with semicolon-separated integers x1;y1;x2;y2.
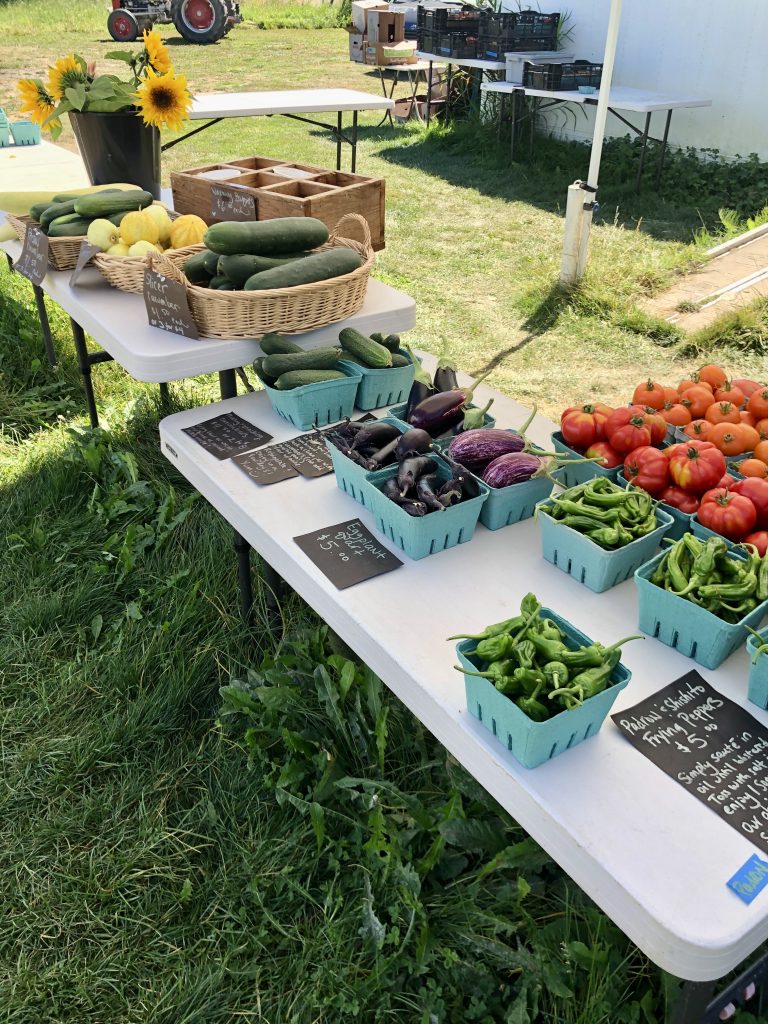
153;213;374;340
91;212;187;293
7;213;85;272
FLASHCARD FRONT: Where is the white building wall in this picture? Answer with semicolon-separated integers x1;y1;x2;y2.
505;0;768;160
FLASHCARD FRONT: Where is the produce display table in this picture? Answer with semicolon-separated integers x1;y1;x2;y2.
0;232;415;427
166;89;396;173
416;51;506;126
481;80;712;192
374;61;444;126
158;369;768;1021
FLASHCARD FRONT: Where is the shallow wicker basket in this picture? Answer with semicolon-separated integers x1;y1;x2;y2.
7;213;85;272
153;213;374;340
91;212;187;293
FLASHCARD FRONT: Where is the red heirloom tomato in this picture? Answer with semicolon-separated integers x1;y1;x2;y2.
623;446;670;496
717;472;738;489
730;477;768;529
560;405;610;449
748;389;768;420
698;488;757;541
667;440;727;495
661;402;692;427
659;485;699;514
632;379;665;410
584;441;623;469
641;407;668;445
604;407;651;453
680;385;716;419
734;379;764;401
744;532;768;556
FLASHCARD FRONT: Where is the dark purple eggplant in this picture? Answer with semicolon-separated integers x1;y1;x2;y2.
434;341;458;393
367;437;399;468
440;453;482;500
400;500;428;517
416;473;445;512
448;427;524;472
382;477;405;502
351;421;400;451
483;452;544;489
397;455;437;495
408;369;491;437
439;486;462;508
395;428;432;460
404;345;435;419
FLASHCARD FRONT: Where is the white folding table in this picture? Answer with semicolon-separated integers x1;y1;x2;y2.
482;80;712;192
159;371;768;1023
163;89;395;172
416;51;506;127
0;232;415;427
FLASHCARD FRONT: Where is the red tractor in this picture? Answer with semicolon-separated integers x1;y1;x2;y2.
107;0;241;44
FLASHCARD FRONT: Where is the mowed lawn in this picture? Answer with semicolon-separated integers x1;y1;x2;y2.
2;3;767;1023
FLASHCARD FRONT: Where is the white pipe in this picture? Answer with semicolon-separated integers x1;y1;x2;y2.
587;0;623;190
560;181;586;285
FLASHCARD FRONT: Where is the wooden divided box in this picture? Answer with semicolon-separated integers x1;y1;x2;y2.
170;155;386;250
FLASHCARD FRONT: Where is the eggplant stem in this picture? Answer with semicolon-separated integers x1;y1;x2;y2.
517;403;537;438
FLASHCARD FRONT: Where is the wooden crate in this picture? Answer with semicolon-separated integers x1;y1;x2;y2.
170;156;386;250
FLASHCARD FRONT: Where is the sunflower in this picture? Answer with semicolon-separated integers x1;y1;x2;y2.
47;54;86;102
142;29;172;75
135;68;191;132
17;78;57;127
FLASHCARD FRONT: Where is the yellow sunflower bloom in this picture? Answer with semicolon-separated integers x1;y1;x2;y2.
142;29;172;75
17;78;56;127
135;68;191;133
47;54;86;102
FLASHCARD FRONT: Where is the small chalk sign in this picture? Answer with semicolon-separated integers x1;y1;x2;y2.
279;434;334;478
144;269;199;338
15;224;49;285
294;518;402;590
182;412;273;460
210;184;256;222
613;671;768;856
232;445;298;485
69;242;100;287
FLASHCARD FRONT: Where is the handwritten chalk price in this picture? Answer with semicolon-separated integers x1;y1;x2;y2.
210;184;256;222
143;269;199;339
14;224;49;285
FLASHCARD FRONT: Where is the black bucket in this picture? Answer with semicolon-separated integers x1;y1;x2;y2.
69;111;161;198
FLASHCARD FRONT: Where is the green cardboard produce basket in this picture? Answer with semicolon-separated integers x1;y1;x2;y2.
264;369;359;431
339;349;416;411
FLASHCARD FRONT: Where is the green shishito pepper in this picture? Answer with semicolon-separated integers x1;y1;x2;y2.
544;478;660;550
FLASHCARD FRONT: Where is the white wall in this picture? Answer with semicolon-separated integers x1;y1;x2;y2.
508;0;768;160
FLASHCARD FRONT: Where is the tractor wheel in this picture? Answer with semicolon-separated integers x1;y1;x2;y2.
222;0;238;34
107;7;140;41
171;0;227;42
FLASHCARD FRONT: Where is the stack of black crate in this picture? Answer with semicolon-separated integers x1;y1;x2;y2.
476;9;559;61
417;5;481;59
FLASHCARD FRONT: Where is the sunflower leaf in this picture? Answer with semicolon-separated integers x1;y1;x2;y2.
65;83;87;111
105;51;135;64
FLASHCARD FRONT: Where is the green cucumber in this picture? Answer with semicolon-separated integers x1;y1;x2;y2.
40;200;78;230
29;201;51;222
51;188;121;204
260;333;303;356
47;218;92;237
252;357;278;387
202;250;221;276
184;250;214;284
209;275;237;290
108;211;130;228
244;248;362;292
263;346;342;378
338;328;392;369
217;251;310;287
73;189;154;218
390;352;411;368
382;334;402;353
204;217;329;256
274;369;347;391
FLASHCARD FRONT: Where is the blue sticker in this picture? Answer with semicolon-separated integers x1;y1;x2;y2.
727;855;768;904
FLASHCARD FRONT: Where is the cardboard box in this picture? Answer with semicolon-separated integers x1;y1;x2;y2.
347;29;366;63
365;40;417;65
351;0;386;33
366;9;405;43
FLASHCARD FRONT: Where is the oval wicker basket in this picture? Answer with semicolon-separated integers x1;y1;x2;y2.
7;213;85;272
151;213;374;340
91;212;188;293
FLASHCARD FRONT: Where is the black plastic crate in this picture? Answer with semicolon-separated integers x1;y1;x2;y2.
435;31;478;58
424;7;479;33
523;59;603;91
417;28;438;52
480;9;559;37
478;32;560;58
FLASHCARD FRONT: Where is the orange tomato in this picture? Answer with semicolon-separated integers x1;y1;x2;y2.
739;424;761;452
755;418;768;440
754;440;768;465
714;384;745;408
737;459;768;479
733;379;764;400
632;379;665;410
748;389;768;420
705;401;741;425
707;423;746;456
740;410;757;428
661;402;692;426
681;385;717;418
683;418;710;440
697;364;728;389
679;378;713;395
661;386;680;405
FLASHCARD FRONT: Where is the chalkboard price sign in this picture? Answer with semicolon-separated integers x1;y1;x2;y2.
144;270;199;338
70;242;100;287
613;671;768;855
232;445;298;485
15;224;49;285
210;184;256;222
280;434;333;478
294;518;402;589
182;412;273;459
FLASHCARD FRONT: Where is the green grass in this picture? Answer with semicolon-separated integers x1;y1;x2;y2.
3;5;768;1020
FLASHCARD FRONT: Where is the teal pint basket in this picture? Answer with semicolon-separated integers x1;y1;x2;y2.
551;431;621;489
537;501;674;593
635;550;768;669
456;608;631;768
339;349;416;411
10;121;41;145
361;456;489;559
325;415;408;509
747;629;768;710
387;402;496;434
0;121;9;148
264;369;359;431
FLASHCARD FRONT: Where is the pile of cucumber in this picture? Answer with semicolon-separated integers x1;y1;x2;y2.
28;189;155;239
253;330;408;391
184;216;363;292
